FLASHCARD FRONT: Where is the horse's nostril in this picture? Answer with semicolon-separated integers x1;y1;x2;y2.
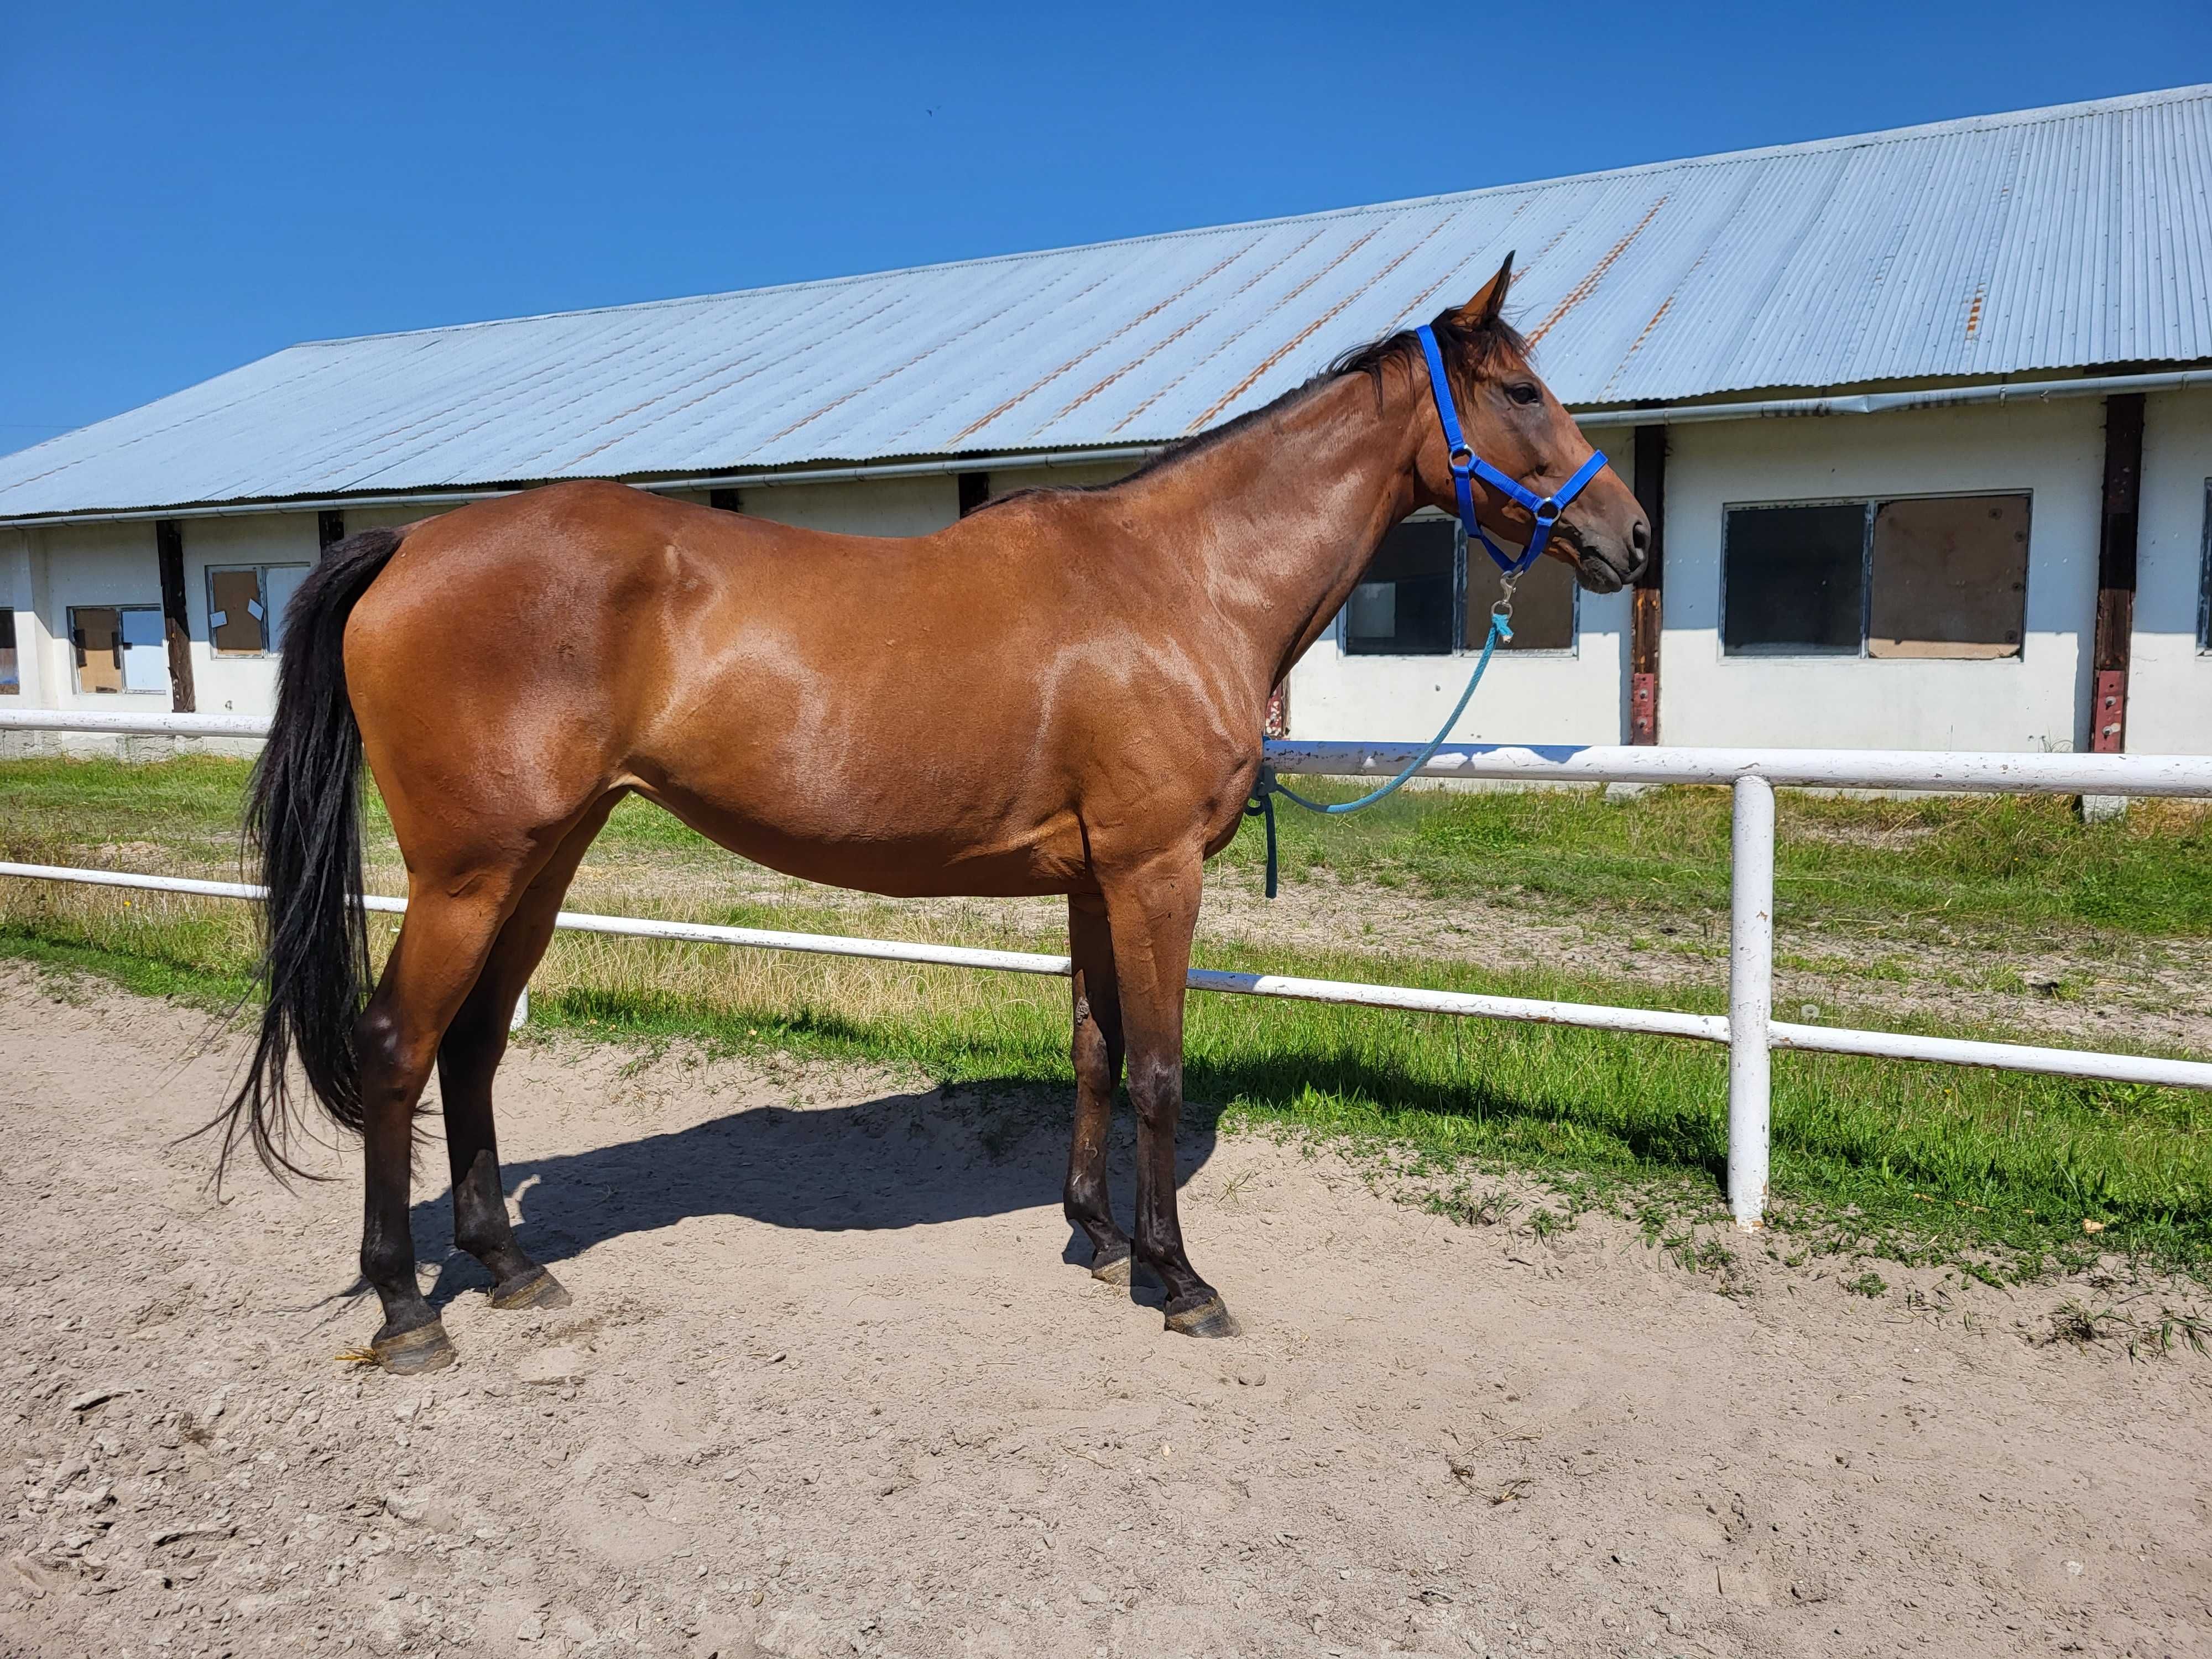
1630;518;1651;553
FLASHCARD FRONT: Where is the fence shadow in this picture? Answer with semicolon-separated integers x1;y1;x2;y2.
405;1079;1218;1310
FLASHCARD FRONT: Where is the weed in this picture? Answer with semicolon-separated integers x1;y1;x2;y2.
1525;1206;1575;1241
1427;1183;1516;1228
2046;1297;2211;1359
2048;1300;2122;1344
1843;1271;1889;1298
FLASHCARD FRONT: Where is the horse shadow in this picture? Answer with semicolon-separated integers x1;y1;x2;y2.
403;1079;1219;1312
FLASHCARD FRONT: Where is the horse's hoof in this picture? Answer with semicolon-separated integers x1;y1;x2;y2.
1090;1244;1133;1286
1164;1293;1241;1339
372;1319;457;1375
488;1265;572;1312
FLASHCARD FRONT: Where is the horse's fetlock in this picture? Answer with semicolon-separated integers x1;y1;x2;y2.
452;1212;511;1261
359;1237;416;1296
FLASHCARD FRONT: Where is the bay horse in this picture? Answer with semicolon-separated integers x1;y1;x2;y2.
221;254;1648;1374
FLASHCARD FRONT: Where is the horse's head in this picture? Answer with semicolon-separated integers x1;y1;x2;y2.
1415;253;1650;593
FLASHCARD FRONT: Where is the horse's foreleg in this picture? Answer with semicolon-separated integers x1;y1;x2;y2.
1100;852;1239;1338
436;802;617;1314
354;885;515;1375
1065;893;1131;1284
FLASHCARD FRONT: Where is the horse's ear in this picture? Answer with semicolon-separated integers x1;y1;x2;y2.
1449;251;1517;330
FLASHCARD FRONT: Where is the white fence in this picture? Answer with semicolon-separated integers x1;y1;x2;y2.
6;707;2212;1229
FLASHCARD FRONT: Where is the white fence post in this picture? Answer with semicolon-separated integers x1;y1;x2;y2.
1729;774;1775;1230
510;985;529;1032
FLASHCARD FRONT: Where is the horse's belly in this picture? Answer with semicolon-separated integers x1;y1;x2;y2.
634;785;1091;900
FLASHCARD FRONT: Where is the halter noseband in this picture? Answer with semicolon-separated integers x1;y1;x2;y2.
1415;324;1608;580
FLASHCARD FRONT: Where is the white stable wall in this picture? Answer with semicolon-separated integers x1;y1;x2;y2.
742;474;958;537
1;394;2205;761
1658;399;2105;752
2130;389;2212;755
32;520;170;716
1289;575;1631;746
2;529;43;708
177;512;318;718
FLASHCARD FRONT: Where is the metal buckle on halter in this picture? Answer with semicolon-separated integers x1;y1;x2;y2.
1448;444;1475;474
1492;572;1519;623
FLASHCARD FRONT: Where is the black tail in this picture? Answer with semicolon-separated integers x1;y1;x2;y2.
211;526;406;1178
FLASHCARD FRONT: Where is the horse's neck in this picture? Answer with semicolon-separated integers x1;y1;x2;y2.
1119;371;1426;685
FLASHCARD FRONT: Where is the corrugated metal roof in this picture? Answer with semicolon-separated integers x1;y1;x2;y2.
6;83;2211;520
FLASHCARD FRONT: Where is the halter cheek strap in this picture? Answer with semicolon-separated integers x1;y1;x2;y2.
1415;324;1608;579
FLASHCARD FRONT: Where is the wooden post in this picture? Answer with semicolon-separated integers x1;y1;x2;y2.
1628;424;1667;745
317;510;347;553
709;489;742;514
957;472;990;518
153;519;195;714
2090;394;2145;754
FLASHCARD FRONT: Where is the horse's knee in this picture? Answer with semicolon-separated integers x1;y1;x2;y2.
1126;1055;1182;1126
353;1004;415;1094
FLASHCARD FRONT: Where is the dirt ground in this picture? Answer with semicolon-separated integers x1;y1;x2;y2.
3;968;2208;1659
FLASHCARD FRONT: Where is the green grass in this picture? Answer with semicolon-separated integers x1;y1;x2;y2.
3;753;2209;1282
1227;775;2212;937
9;754;2210;941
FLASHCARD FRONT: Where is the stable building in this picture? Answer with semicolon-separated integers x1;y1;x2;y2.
2;85;2208;757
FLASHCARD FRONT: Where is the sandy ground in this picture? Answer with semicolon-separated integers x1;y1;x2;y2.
3;968;2209;1659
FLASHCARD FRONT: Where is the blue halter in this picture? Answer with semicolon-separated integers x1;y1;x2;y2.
1415;323;1609;578
1241;326;1615;898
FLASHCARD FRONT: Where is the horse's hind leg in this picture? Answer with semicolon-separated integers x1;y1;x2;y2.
1065;893;1133;1284
355;882;518;1375
436;800;617;1313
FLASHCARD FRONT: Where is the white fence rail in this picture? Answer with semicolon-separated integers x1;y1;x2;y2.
6;708;2211;1229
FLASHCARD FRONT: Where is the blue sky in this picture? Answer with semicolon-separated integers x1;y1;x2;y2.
4;2;2209;453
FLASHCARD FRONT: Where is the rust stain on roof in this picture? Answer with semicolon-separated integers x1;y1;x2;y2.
1383;211;1534;332
1109;222;1397;434
1964;284;1986;340
1185;218;1453;431
1624;295;1675;360
943;243;1262;445
1527;197;1668;346
1044;229;1337;427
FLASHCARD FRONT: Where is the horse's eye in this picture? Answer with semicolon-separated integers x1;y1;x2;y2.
1506;382;1542;406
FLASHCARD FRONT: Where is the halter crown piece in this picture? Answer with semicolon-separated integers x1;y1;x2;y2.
1415;325;1608;579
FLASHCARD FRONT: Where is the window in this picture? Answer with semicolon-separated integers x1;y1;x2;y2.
1723;493;2028;659
1466;549;1577;654
0;611;17;693
207;564;310;654
1343;515;1577;656
1345;520;1454;655
71;605;169;693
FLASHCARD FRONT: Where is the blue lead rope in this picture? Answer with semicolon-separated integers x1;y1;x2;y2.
1245;605;1511;898
1245;322;1614;899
